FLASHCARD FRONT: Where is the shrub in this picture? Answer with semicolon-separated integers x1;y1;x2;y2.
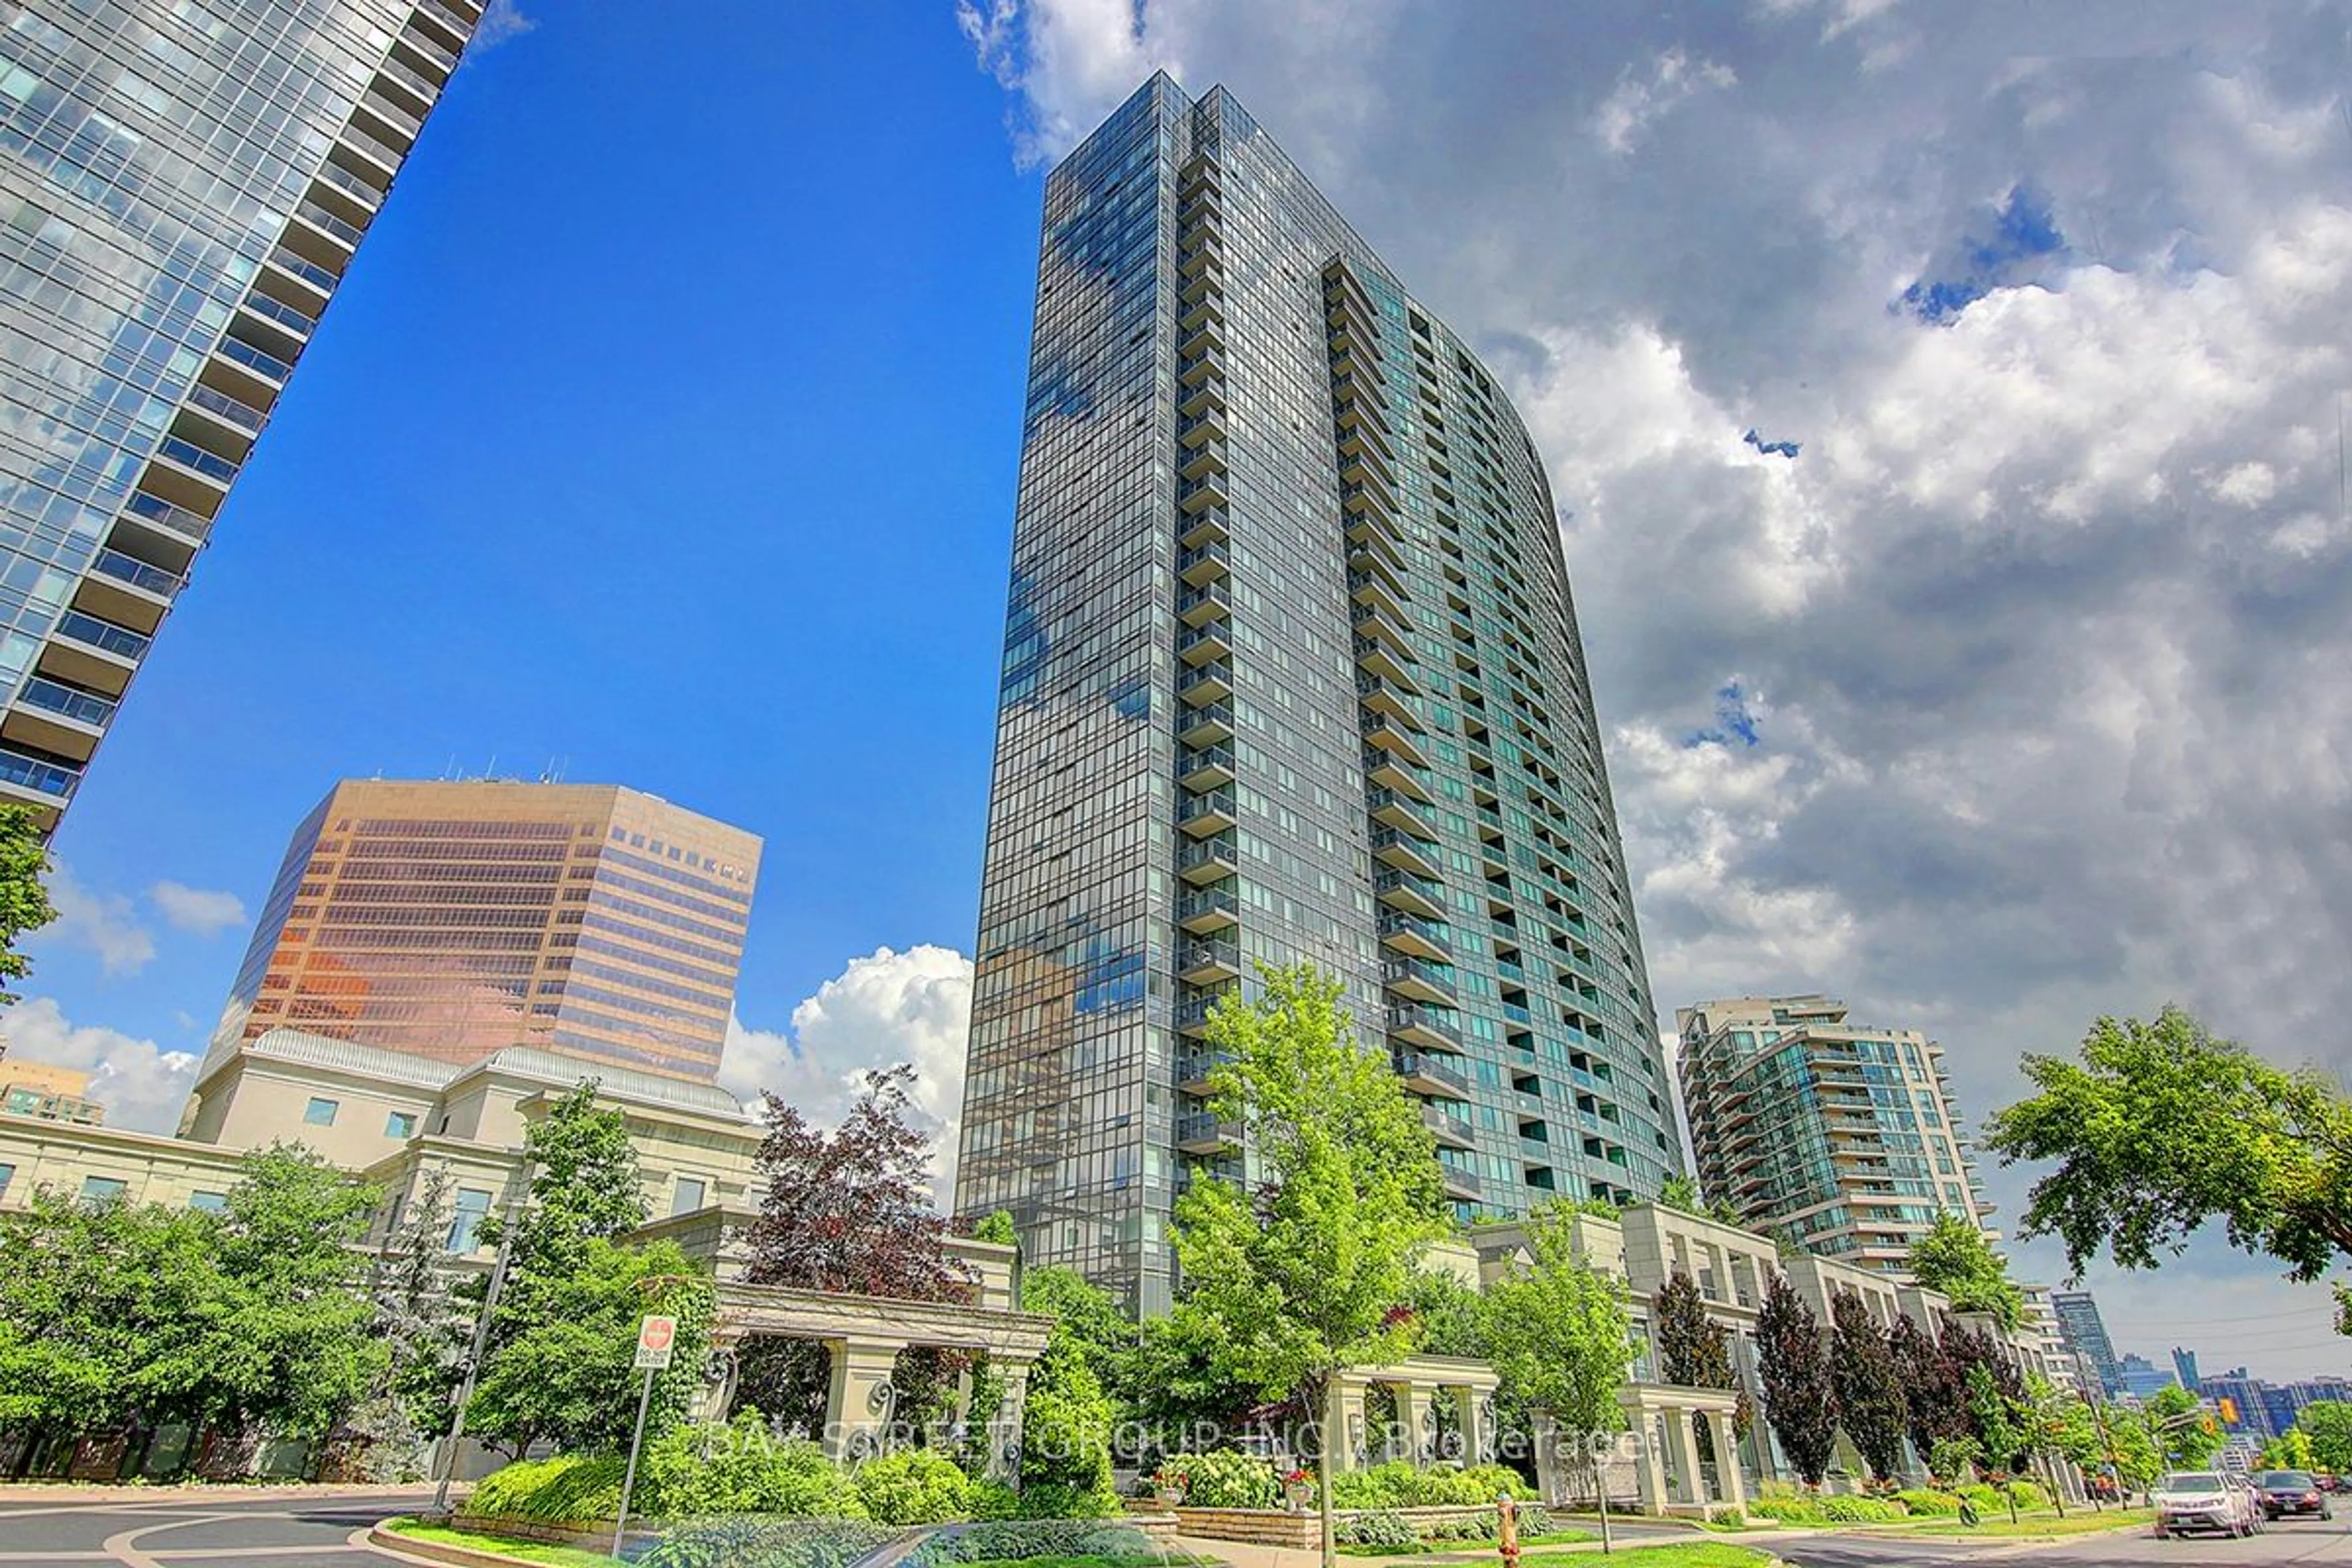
1817;1494;1902;1523
968;1482;1024;1521
2005;1480;2048;1509
1956;1482;2003;1512
907;1520;1155;1564
1516;1506;1556;1536
1161;1449;1280;1509
1328;1459;1534;1509
1020;1341;1118;1518
853;1449;973;1525
1336;1510;1421;1550
1896;1488;1962;1517
1750;1483;1825;1523
639;1518;897;1568
1014;1483;1120;1520
468;1455;628;1523
641;1414;866;1520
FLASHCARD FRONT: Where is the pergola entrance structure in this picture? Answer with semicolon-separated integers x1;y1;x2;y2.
1322;1354;1502;1470
702;1280;1056;1477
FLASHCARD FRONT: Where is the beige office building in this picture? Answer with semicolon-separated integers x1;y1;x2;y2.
0;1057;105;1125
211;780;761;1084
1676;994;1992;1272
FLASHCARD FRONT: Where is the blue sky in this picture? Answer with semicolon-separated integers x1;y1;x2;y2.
23;6;1038;1072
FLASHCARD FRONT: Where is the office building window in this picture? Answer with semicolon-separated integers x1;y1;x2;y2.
81;1175;127;1204
189;1191;227;1213
447;1187;492;1252
671;1175;707;1216
386;1111;417;1139
304;1097;339;1127
0;1161;12;1200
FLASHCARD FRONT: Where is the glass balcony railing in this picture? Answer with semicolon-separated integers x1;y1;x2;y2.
339;123;405;170
1179;940;1241;976
1376;867;1444;905
1178;1049;1237;1087
294;198;366;248
91;548;179;597
216;336;293;383
1378;911;1452;956
399;26;459;73
314;158;386;208
375;52;443;103
1178;789;1237;826
268;246;339;292
1177;888;1238;925
186;382;266;433
418;0;476;39
0;745;79;799
124;490;213;542
356;91;423;140
1393;1052;1470;1097
156;436;238;484
17;677;114;728
1387;998;1464;1044
56;611;149;661
1176;1112;1240;1150
239;290;315;337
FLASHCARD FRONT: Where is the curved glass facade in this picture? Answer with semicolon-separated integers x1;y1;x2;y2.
955;76;1682;1315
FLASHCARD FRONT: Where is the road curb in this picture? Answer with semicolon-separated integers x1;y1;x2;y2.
369;1523;579;1568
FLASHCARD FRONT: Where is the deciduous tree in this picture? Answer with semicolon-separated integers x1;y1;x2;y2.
1170;965;1448;1568
1890;1313;1967;1468
1905;1213;2024;1331
0;802;53;1005
1480;1202;1636;1507
1985;1006;2352;1335
2297;1401;2352;1474
1827;1288;1907;1480
2145;1383;2223;1468
1755;1272;1836;1486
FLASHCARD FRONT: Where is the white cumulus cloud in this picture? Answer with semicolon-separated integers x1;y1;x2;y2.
720;945;974;1207
0;996;197;1133
40;864;154;976
147;881;247;937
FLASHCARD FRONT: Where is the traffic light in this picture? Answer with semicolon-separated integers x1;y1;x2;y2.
2218;1397;2240;1425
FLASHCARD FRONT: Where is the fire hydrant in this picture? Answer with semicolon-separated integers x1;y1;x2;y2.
1498;1494;1520;1568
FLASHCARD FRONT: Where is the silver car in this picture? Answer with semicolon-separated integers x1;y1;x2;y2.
2154;1471;2258;1538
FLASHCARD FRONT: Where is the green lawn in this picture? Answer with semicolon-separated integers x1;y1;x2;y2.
385;1519;622;1568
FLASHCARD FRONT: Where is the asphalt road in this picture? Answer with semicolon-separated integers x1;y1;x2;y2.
0;1490;440;1568
1779;1513;2352;1567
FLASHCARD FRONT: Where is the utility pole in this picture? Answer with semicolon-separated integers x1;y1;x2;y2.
431;1190;528;1518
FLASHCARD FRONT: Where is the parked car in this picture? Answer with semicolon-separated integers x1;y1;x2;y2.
2253;1470;2334;1521
2154;1471;2260;1538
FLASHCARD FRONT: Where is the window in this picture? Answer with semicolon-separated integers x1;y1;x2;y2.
189;1191;227;1213
670;1176;706;1216
81;1175;127;1204
385;1111;417;1139
447;1187;492;1252
304;1096;339;1127
0;1161;12;1201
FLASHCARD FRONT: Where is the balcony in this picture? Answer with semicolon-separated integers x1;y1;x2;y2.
1178;1049;1237;1096
1178;744;1235;791
1179;439;1227;482
1177;699;1233;748
1178;471;1229;513
1178;788;1238;836
1349;565;1408;623
1178;348;1225;388
75;549;177;634
311;157;386;223
396;24;459;77
1178;287;1225;333
1177;619;1232;666
1378;910;1452;963
236;290;315;360
154;434;238;491
289;196;366;260
1176;835;1237;884
1355;673;1420;724
1441;1166;1484;1203
1363;748;1435;803
10;676;114;753
1370;826;1442;880
1374;866;1446;920
1387;994;1465;1044
0;743;80;806
1178;507;1229;551
1177;581;1230;627
1177;886;1239;935
42;612;145;695
1395;1052;1471;1098
183;380;268;442
1361;712;1430;768
372;51;442;113
1177;409;1225;448
1178;940;1242;984
1177;660;1232;706
1422;1104;1476;1150
263;245;339;304
1178;375;1227;418
1177;1112;1242;1156
118;491;213;552
1177;540;1229;587
1367;787;1435;840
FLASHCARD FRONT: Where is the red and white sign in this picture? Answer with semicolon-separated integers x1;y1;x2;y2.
633;1314;678;1370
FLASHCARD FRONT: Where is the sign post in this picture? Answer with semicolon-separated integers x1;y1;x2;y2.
612;1315;677;1557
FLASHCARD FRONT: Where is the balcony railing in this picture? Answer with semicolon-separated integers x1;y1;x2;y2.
1394;1052;1470;1097
268;246;339;292
0;745;78;799
56;611;150;661
123;490;213;543
295;198;366;249
375;51;443;104
217;336;293;384
240;290;315;337
186;382;266;434
90;549;179;597
417;0;477;40
338;122;405;170
314;159;386;208
17;677;114;728
157;436;238;485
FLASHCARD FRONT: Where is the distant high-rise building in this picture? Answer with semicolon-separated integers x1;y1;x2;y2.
1677;994;1992;1273
952;76;1680;1314
0;1057;102;1124
2051;1288;2124;1396
2116;1352;2181;1401
0;0;485;825
2173;1346;2203;1394
210;781;760;1083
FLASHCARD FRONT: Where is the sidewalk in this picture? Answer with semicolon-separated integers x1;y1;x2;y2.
0;1481;449;1506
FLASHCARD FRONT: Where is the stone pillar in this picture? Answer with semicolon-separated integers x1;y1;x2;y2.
1632;1414;1669;1515
824;1339;904;1462
1324;1378;1371;1472
1531;1410;1565;1504
986;1360;1031;1483
1393;1382;1434;1466
1455;1387;1493;1466
693;1333;744;1425
1668;1412;1705;1506
1706;1409;1746;1511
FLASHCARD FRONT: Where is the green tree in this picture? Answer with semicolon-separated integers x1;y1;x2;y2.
481;1081;647;1291
1755;1272;1835;1485
1965;1365;2029;1520
1653;1268;1751;1455
0;803;53;1005
2017;1373;2095;1516
1017;1264;1129;1507
2102;1405;2163;1499
1479;1202;1636;1509
1985;1007;2352;1335
2261;1428;2317;1470
1905;1213;2024;1331
341;1166;467;1479
2144;1383;2223;1468
1657;1174;1702;1214
1170;965;1447;1568
2292;1400;2352;1473
1826;1288;1906;1480
466;1237;712;1455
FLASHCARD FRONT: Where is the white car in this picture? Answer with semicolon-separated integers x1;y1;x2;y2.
2154;1471;2260;1538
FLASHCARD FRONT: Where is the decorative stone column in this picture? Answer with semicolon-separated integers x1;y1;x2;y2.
1667;1412;1705;1506
1531;1410;1565;1504
1324;1376;1371;1472
1632;1415;1668;1513
692;1331;745;1425
986;1359;1031;1483
1454;1386;1494;1465
1393;1382;1434;1466
1706;1409;1746;1511
824;1339;905;1462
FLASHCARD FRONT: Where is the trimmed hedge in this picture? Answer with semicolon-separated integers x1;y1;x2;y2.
1895;1488;1963;1517
467;1455;628;1522
639;1518;896;1568
1327;1460;1537;1509
1159;1449;1280;1509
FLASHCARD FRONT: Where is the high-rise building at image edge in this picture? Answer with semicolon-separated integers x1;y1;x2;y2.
0;0;486;825
209;780;761;1086
954;75;1681;1315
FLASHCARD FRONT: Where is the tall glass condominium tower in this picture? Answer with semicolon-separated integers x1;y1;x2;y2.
0;0;484;824
955;77;1681;1314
